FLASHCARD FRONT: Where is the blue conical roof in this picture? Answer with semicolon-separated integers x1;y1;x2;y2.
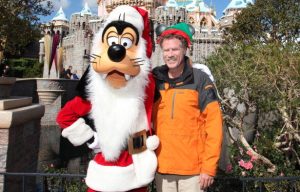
224;0;254;13
165;0;179;8
80;2;92;16
52;7;68;21
186;0;197;12
198;0;211;12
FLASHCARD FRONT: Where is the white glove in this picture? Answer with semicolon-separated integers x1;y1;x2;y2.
87;132;101;153
62;118;94;146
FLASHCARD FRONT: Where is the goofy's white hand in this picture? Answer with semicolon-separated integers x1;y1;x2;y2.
62;118;94;146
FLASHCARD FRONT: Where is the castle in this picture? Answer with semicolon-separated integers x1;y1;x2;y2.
39;0;254;77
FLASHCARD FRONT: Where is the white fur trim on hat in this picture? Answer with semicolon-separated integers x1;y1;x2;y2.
146;135;160;150
61;118;94;146
85;149;157;191
105;5;144;35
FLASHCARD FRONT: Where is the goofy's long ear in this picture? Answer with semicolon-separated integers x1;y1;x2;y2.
133;6;153;59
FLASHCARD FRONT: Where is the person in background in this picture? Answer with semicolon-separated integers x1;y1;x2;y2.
65;66;72;79
60;67;66;78
71;70;79;80
152;22;223;192
2;64;10;77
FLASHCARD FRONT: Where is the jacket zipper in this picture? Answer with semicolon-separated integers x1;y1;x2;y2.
171;91;176;119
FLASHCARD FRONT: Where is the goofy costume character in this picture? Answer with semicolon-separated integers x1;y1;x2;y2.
56;5;159;192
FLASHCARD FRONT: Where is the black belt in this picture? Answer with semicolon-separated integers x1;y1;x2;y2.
88;130;148;155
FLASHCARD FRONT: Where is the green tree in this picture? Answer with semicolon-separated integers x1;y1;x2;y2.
206;0;300;180
226;0;300;44
0;0;53;59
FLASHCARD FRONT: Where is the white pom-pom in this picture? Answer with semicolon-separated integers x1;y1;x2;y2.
146;135;160;150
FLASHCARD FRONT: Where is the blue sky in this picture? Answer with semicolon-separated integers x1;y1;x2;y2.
40;0;229;23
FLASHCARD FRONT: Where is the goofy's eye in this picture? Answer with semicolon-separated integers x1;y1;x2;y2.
120;37;133;49
107;36;118;46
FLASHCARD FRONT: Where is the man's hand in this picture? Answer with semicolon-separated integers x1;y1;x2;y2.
199;173;214;190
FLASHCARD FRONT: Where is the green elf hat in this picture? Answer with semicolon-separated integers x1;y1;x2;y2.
156;22;195;47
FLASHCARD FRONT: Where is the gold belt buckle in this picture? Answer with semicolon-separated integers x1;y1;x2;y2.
128;129;147;155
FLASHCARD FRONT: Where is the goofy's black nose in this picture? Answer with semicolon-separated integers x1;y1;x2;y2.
108;44;126;62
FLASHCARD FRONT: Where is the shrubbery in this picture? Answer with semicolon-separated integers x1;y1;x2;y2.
6;58;43;78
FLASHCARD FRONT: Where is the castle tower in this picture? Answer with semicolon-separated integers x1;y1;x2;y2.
153;0;222;64
100;0;156;18
219;0;254;31
42;7;69;36
40;7;69;78
186;0;219;34
97;0;109;17
63;2;101;76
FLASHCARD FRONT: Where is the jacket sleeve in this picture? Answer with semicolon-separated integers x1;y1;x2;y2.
200;101;223;176
198;73;223;176
56;96;92;129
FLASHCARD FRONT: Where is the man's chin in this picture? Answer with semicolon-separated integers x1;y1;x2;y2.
166;63;180;69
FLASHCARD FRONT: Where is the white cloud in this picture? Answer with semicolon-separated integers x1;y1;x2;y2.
82;0;98;12
51;0;71;10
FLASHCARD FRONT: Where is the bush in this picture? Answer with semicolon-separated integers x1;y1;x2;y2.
6;58;43;78
206;42;300;179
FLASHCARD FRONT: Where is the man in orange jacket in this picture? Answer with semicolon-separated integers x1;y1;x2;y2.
153;22;223;191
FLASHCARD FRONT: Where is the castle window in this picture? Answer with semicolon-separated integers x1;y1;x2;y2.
83;22;86;30
200;18;207;27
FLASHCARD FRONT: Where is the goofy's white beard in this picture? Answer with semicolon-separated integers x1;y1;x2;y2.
86;65;150;162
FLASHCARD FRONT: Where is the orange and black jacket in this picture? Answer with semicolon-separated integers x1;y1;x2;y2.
152;57;223;176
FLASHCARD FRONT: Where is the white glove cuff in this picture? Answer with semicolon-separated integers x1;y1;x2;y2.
62;118;94;146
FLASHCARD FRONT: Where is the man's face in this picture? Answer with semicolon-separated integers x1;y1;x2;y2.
161;38;186;71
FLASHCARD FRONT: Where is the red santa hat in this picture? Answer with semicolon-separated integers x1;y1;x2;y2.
104;5;153;58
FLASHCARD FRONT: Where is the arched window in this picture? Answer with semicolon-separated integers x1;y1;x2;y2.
200;18;207;27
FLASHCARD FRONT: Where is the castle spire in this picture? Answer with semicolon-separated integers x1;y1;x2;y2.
165;0;179;9
223;0;254;14
52;7;68;21
80;2;92;16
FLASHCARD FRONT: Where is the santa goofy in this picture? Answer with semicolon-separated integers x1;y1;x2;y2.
56;5;159;192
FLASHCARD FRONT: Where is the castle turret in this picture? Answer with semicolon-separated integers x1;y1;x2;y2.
63;3;101;76
40;7;69;78
186;0;219;34
219;0;254;30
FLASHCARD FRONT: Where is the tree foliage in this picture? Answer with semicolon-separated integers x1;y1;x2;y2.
206;0;300;178
0;0;53;56
226;0;300;44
